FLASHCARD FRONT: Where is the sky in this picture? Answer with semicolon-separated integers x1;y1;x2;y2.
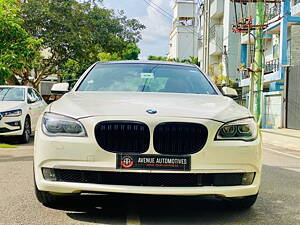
102;0;175;59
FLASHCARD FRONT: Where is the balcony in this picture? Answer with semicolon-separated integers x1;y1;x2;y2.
241;70;249;80
241;33;255;44
291;0;300;16
173;0;197;19
240;59;279;82
266;4;281;21
265;58;280;74
210;0;224;19
173;17;195;28
209;24;223;56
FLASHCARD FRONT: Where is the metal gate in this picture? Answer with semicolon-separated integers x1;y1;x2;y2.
263;93;282;129
287;65;300;129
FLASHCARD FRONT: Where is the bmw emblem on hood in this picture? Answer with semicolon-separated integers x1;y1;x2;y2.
146;109;157;114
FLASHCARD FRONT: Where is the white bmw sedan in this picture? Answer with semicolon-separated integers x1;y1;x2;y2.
0;86;47;143
34;61;262;209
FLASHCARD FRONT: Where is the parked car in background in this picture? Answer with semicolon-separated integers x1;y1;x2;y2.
0;86;47;143
34;61;261;209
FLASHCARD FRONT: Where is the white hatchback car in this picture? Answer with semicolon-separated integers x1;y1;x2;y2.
34;61;262;209
0;86;47;143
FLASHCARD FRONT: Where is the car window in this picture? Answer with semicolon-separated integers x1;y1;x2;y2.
0;87;25;101
77;63;217;95
33;89;42;101
27;88;38;103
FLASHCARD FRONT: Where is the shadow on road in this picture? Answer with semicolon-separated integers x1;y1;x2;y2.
46;194;256;225
46;194;127;224
0;136;34;146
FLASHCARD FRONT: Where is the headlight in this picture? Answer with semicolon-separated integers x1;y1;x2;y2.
42;112;87;137
215;118;257;141
2;109;22;117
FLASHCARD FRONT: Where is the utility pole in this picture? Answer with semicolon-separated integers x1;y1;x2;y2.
203;0;210;74
223;45;230;85
192;0;195;58
253;1;265;123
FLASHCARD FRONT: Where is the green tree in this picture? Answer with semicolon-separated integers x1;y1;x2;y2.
0;0;41;86
121;43;140;60
148;56;168;61
148;56;200;66
21;0;145;81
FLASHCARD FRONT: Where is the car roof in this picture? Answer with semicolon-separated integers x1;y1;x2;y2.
0;85;29;88
96;60;197;67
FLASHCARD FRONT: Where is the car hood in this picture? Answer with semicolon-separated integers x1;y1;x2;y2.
0;101;26;112
50;92;251;122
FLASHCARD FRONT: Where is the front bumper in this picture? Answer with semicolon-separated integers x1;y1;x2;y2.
0;116;24;136
38;179;260;197
34;116;262;197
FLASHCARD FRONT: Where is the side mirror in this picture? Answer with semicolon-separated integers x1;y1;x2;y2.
222;87;238;98
27;97;37;104
51;83;70;95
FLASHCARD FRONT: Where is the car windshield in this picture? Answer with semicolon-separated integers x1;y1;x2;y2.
0;87;25;101
77;63;217;95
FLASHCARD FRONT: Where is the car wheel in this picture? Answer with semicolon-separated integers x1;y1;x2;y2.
19;117;31;144
225;193;258;209
34;180;61;207
34;178;79;208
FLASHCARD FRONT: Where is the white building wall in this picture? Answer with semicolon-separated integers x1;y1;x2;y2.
222;0;240;82
196;0;240;81
169;32;178;59
177;31;198;59
168;0;198;60
264;38;273;62
169;27;198;59
173;0;196;18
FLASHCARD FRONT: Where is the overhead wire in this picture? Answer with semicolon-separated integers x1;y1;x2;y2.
141;0;203;60
141;0;198;34
143;0;173;18
142;0;225;65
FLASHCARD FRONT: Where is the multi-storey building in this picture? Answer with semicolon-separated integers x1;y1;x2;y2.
198;0;240;82
239;0;300;129
168;0;198;59
168;0;241;82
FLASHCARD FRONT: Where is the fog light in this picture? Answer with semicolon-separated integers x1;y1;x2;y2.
6;121;21;127
242;172;255;185
42;168;57;181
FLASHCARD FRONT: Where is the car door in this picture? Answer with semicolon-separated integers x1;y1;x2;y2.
32;88;47;116
27;88;41;131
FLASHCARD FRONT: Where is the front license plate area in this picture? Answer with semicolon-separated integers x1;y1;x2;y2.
116;154;191;171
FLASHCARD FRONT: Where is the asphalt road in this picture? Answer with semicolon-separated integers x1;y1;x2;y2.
0;139;299;225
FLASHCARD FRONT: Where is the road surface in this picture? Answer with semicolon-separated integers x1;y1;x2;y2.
0;139;299;225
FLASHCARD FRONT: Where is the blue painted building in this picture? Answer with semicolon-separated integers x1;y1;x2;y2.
239;0;300;128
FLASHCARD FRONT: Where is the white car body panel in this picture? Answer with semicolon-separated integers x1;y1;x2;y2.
34;115;261;197
29;100;46;131
34;61;262;198
0;86;47;137
50;92;251;122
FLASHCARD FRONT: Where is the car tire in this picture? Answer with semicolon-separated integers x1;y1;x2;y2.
225;193;258;209
34;177;79;208
18;117;31;144
34;181;62;207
